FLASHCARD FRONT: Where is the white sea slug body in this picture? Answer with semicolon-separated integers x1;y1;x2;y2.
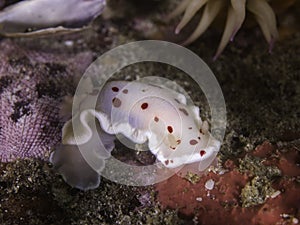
50;81;221;190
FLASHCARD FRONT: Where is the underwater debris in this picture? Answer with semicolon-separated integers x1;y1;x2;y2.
0;0;106;37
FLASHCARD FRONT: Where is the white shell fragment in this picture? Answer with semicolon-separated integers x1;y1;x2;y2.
204;178;215;190
51;80;221;190
0;0;106;36
270;190;281;199
196;197;203;202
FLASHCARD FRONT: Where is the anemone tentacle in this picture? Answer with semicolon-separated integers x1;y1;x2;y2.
169;0;279;58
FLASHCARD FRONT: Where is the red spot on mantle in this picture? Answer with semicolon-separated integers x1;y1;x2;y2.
112;97;121;107
189;139;198;145
200;150;206;156
167;126;173;133
141;103;148;110
111;86;119;92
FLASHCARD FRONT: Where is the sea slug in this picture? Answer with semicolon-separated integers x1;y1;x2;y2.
50;80;221;190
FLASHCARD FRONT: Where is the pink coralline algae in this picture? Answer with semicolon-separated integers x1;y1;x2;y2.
0;40;93;162
156;141;300;224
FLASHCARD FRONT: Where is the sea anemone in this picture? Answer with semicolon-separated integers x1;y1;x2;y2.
168;0;279;59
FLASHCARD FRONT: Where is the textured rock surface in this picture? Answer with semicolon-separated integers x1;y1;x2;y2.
0;40;93;162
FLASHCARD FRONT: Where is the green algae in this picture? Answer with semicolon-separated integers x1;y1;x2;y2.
240;176;276;208
239;155;282;179
184;171;201;184
238;154;281;207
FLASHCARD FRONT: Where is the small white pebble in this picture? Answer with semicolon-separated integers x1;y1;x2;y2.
205;179;215;190
64;40;74;47
270;190;281;198
217;167;227;175
281;214;290;219
196;197;202;202
280;214;299;224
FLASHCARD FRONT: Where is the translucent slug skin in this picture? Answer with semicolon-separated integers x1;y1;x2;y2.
51;81;220;190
